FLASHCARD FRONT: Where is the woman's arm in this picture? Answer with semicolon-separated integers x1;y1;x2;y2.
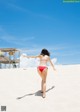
48;57;56;71
22;55;41;58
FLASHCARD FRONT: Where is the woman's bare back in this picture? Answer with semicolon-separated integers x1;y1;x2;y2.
39;55;49;66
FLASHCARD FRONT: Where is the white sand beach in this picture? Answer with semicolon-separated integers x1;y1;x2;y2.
0;65;80;112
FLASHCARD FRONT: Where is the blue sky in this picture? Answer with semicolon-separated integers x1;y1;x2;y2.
0;0;80;64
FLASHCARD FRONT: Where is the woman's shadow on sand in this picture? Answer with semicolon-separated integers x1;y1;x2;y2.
17;86;55;100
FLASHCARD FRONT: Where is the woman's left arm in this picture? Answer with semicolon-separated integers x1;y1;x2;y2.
48;57;56;71
22;55;40;59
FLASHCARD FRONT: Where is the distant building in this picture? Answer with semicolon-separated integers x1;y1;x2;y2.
0;48;20;68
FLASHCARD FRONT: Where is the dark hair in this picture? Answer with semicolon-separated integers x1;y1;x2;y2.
40;49;50;56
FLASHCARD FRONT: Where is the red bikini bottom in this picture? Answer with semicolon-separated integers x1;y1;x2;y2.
37;66;47;72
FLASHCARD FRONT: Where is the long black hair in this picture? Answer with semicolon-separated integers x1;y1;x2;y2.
40;48;50;56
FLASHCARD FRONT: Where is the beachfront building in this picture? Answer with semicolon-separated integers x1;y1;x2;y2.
0;48;20;69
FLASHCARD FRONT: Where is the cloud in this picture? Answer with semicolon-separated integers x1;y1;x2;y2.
0;34;35;47
1;35;34;41
20;53;39;68
0;27;36;48
61;52;80;56
7;3;53;20
8;3;30;13
51;58;57;64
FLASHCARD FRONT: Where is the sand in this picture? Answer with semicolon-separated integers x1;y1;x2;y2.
0;65;80;112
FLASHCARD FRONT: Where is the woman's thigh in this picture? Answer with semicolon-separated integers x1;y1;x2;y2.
37;68;48;80
42;68;48;81
37;68;43;79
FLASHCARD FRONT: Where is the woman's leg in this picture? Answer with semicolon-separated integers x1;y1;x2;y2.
41;80;43;92
37;68;43;92
42;68;48;98
37;68;48;98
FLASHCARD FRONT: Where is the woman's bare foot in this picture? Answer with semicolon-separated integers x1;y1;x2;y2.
40;90;43;93
42;93;46;98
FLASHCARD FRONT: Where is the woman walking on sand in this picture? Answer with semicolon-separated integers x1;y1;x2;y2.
23;48;56;98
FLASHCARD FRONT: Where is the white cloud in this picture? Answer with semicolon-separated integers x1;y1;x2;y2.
1;35;34;42
0;35;35;47
20;53;39;68
7;3;53;20
0;26;35;47
51;58;57;64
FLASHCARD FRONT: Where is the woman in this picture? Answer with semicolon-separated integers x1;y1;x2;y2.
23;48;56;98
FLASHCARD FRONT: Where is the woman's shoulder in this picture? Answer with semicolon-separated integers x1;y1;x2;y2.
45;55;49;58
37;55;42;58
39;55;50;59
43;55;50;60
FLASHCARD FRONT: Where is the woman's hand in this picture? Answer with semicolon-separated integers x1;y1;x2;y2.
22;55;26;57
53;68;56;71
22;55;30;58
53;68;58;75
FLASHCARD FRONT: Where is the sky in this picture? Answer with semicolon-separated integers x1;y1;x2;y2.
0;0;80;64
